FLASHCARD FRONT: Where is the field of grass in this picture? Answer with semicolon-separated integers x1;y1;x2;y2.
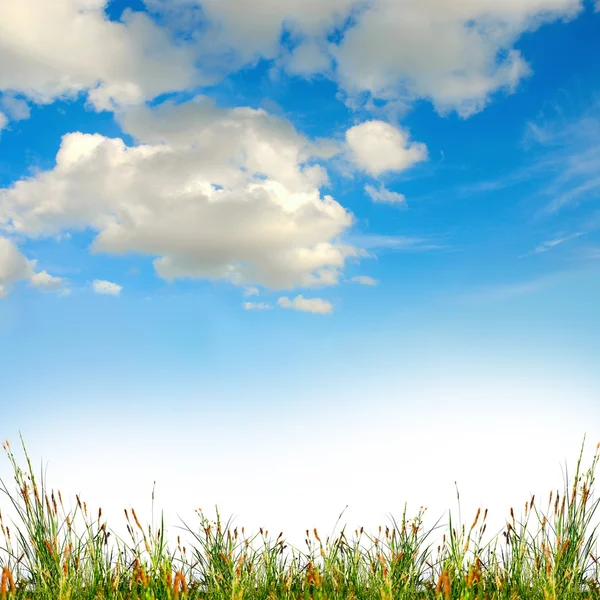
1;434;599;600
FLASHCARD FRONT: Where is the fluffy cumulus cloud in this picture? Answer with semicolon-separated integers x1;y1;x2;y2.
0;0;582;122
278;40;333;77
277;294;333;314
0;112;7;134
30;271;64;290
148;0;583;116
92;279;122;295
147;0;361;67
346;120;427;177
335;0;582;115
0;0;197;114
0;99;363;290
364;183;406;205
0;237;63;297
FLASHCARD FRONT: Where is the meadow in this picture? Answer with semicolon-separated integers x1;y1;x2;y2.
0;435;599;600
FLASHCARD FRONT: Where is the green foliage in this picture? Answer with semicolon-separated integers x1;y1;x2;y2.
0;433;599;599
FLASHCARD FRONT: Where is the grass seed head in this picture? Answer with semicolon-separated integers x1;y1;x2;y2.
435;570;451;600
131;507;143;531
1;567;16;599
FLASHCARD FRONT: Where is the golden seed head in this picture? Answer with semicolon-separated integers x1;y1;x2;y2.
131;508;143;530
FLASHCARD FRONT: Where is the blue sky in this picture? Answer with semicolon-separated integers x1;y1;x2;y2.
1;0;600;560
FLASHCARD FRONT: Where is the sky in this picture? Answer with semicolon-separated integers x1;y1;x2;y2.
1;0;600;567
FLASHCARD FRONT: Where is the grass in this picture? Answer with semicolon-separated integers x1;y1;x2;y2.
0;434;599;599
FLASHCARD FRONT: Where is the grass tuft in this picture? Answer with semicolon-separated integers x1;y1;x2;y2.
0;433;599;599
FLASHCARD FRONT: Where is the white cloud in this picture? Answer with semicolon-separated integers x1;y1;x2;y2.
30;270;64;290
364;183;406;206
516;105;600;215
0;112;7;133
242;301;273;310
347;234;446;252
280;40;332;77
149;0;582;117
0;99;363;290
92;279;122;296
150;0;360;67
462;271;573;303
243;286;260;297
277;294;333;314
596;0;600;11
0;0;197;113
0;237;63;296
334;0;582;116
528;232;584;255
346;120;427;177
0;0;580;122
0;94;30;121
539;115;600;214
0;237;33;283
350;275;377;286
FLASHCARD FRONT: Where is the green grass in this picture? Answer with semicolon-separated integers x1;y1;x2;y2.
1;433;599;599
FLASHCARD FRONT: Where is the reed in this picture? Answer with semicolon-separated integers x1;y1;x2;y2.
0;433;599;599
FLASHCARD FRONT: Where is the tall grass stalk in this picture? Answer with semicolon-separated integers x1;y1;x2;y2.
0;433;599;599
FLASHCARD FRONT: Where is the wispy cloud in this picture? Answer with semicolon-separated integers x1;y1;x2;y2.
458;168;535;196
519;232;585;257
575;245;600;261
349;275;378;286
347;234;447;252
528;106;600;214
459;103;600;215
460;270;582;304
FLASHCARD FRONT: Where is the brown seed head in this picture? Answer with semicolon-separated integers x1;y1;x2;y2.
435;570;451;600
1;566;16;598
131;508;143;531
